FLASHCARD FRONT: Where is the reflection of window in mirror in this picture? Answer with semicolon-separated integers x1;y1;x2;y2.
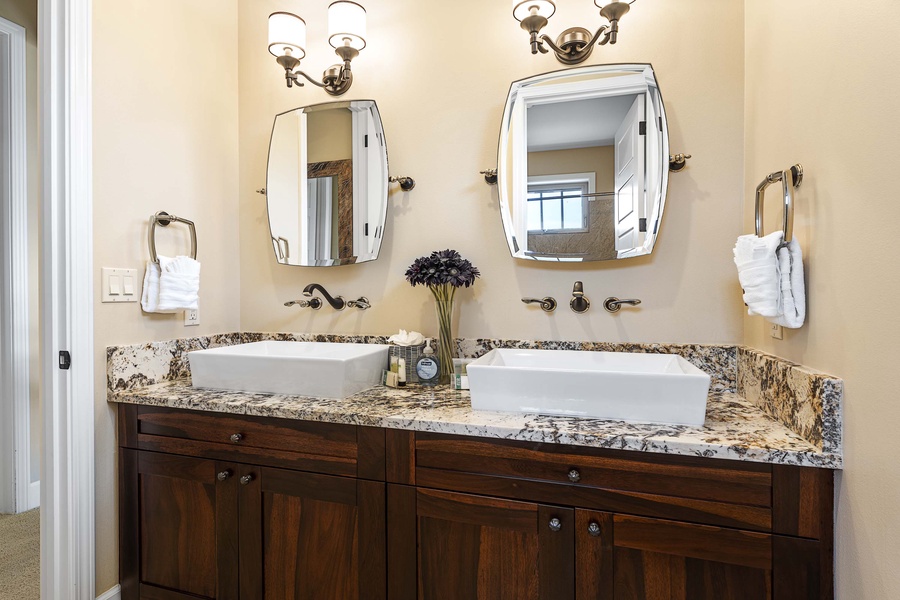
526;176;592;233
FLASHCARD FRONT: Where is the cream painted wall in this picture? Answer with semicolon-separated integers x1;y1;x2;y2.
238;0;745;344
743;1;900;596
0;0;41;487
92;0;241;589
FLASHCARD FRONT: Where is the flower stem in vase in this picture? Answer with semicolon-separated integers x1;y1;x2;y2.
431;283;456;385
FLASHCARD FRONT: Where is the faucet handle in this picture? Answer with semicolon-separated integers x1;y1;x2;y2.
603;297;641;313
347;297;371;310
284;298;322;309
522;297;557;312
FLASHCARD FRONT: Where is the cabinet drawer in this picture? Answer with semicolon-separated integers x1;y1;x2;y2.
120;405;376;478
415;433;773;531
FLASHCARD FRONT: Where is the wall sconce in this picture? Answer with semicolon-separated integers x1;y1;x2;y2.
268;1;366;96
513;0;635;65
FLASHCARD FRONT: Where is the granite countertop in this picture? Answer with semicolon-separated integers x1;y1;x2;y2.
110;379;839;469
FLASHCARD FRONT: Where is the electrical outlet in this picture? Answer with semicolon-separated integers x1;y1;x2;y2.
769;322;783;340
184;308;200;326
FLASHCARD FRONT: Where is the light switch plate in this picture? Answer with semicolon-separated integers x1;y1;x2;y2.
101;267;139;303
769;322;784;340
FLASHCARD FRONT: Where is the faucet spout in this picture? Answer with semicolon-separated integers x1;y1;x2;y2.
302;283;345;310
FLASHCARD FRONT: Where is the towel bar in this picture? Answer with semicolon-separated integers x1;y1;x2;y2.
149;211;197;264
755;164;802;244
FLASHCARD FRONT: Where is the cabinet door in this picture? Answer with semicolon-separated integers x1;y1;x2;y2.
120;449;239;600
389;486;574;600
576;510;773;600
238;465;386;600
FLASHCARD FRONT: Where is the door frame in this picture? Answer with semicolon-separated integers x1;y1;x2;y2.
40;0;96;597
0;14;34;515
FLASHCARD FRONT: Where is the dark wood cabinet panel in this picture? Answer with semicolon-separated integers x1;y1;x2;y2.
120;449;239;600
610;515;773;600
238;465;386;600
412;488;574;600
416;433;773;508
127;406;362;477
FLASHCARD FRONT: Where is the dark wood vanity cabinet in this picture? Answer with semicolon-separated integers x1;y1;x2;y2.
119;406;833;600
118;405;386;600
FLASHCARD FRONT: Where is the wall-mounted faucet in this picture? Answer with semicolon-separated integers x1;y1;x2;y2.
302;283;345;310
570;281;590;313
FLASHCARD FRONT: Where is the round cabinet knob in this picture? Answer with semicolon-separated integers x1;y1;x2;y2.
230;433;244;443
567;468;581;483
587;521;602;537
216;469;232;481
239;474;255;485
548;517;562;532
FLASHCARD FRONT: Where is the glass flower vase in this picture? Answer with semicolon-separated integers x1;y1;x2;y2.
431;285;456;385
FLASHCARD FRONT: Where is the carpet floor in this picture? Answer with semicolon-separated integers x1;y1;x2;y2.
0;509;39;599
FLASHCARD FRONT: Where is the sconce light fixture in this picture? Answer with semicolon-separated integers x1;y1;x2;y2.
268;1;366;96
513;0;635;65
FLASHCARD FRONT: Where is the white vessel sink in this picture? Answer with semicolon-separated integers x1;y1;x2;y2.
188;341;390;399
466;349;711;426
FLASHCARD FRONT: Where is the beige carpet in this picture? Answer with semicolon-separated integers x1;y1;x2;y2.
0;509;39;600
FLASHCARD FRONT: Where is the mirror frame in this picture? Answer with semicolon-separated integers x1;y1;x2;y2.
497;63;670;262
265;99;390;267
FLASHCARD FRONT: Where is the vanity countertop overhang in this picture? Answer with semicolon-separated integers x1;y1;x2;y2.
107;333;843;469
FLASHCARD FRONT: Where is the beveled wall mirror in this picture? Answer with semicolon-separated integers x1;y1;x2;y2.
266;99;388;266
498;64;669;262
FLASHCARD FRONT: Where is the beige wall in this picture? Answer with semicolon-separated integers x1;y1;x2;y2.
92;0;241;589
238;0;745;343
744;1;900;596
98;0;900;593
0;0;41;486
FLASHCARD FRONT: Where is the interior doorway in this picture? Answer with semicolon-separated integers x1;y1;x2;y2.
0;6;41;600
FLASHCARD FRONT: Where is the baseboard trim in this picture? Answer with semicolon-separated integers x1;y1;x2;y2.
96;584;121;600
26;480;39;510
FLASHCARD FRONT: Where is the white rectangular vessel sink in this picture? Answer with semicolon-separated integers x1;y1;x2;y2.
188;341;390;399
467;349;711;426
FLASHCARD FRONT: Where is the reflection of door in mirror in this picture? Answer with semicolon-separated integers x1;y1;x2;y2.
266;100;390;267
306;109;353;263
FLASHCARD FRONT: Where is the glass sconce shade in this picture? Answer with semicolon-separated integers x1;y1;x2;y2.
268;12;307;59
328;1;367;51
513;0;556;22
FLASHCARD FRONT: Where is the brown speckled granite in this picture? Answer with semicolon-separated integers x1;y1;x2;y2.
737;347;842;456
109;380;839;468
106;332;843;468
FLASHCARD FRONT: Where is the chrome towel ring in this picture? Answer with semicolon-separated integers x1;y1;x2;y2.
755;164;802;244
148;211;197;264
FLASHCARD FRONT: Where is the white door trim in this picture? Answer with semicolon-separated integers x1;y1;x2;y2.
0;15;33;515
40;0;96;597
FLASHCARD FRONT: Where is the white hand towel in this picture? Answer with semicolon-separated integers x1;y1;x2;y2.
157;255;201;312
772;239;805;328
733;231;783;318
140;260;177;314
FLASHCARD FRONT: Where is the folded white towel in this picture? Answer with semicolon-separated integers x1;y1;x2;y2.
733;231;783;318
141;255;200;313
772;239;805;328
157;255;201;311
733;232;805;329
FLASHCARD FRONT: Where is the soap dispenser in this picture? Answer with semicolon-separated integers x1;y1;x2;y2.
415;339;440;387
